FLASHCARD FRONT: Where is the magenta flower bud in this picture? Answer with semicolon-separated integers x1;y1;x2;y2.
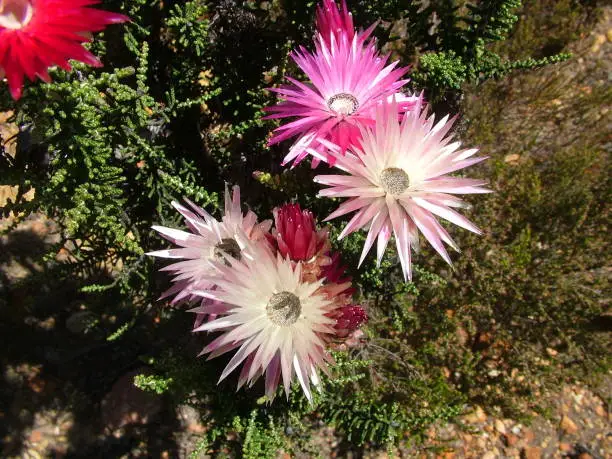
272;203;328;261
334;305;367;338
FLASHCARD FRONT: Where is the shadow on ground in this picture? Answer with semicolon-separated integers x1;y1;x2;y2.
0;215;203;458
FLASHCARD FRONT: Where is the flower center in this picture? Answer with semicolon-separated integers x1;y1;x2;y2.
214;238;241;263
327;93;359;116
380;167;410;195
0;0;34;30
266;291;301;326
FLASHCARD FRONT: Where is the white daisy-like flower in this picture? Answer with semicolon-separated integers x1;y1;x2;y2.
314;97;490;281
147;185;272;305
192;244;337;401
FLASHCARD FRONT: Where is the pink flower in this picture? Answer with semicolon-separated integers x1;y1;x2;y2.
322;252;350;284
315;97;490;281
0;0;129;100
271;203;329;262
265;0;416;167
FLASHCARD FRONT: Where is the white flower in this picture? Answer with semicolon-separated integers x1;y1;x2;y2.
192;245;337;401
147;185;271;305
314;97;490;280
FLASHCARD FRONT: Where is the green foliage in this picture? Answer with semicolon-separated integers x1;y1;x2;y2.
309;353;464;447
405;0;572;101
134;373;174;395
415;50;468;91
237;411;287;459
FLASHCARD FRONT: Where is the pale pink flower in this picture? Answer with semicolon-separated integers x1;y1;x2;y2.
265;1;415;167
314;97;490;280
192;245;337;401
147;185;271;307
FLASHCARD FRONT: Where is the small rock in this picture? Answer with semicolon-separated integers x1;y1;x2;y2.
101;367;162;431
177;404;205;433
560;415;578;435
523;429;535;444
506;448;520;458
504;154;521;164
594;405;606;417
482;452;497;459
504;433;520;447
521;446;542;459
464;405;487;423
607;29;612;42
545;347;558;357
66;311;98;335
572;391;584;405
455;327;469;345
494;419;506;434
591;34;607;53
577;454;592;459
29;430;43;443
559;442;573;452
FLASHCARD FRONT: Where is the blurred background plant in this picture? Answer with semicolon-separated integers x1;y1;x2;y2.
0;0;609;457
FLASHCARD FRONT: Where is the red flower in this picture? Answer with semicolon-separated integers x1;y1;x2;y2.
271;203;329;261
0;0;129;100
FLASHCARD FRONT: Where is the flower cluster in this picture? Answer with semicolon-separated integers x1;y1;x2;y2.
149;186;367;401
146;0;488;401
267;0;489;281
0;0;488;402
0;0;128;100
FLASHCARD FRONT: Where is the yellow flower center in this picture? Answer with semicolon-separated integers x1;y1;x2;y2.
380;167;410;195
0;0;33;30
266;291;301;326
327;93;359;116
